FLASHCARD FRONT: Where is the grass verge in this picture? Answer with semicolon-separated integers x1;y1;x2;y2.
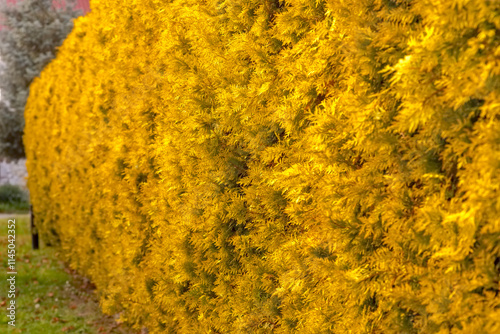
0;214;139;333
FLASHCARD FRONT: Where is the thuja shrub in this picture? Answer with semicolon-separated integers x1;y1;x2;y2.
25;0;500;332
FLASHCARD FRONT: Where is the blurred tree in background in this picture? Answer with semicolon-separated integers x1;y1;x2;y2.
0;0;82;160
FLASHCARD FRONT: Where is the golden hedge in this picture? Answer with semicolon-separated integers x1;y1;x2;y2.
25;0;500;332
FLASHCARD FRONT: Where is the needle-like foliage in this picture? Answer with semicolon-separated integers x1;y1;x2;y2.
25;0;500;332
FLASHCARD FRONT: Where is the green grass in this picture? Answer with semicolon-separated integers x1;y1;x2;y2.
0;214;138;333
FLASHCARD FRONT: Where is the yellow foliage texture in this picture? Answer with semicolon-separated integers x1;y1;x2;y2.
24;0;500;333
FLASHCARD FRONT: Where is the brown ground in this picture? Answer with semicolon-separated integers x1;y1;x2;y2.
59;263;142;334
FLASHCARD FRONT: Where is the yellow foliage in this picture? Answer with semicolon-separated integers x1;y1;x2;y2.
24;0;500;332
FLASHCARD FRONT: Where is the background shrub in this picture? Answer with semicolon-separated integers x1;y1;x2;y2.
0;184;29;212
0;184;28;203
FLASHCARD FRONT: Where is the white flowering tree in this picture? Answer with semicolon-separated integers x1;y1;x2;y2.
0;0;82;160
